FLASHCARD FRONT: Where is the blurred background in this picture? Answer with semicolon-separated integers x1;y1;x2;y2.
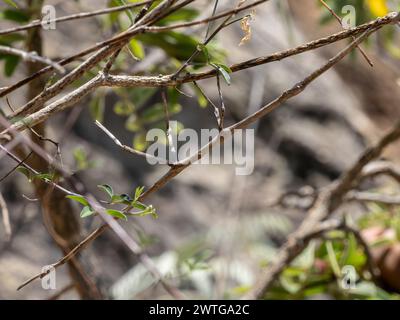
1;0;400;299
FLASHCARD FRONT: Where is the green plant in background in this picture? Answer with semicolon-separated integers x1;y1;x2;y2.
264;204;400;300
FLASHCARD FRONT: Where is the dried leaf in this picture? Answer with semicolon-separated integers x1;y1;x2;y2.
239;12;255;46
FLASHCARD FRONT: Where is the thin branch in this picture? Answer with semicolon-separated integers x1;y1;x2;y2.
103;1;156;74
47;283;74;300
95;120;170;165
0;45;65;73
193;81;221;128
0;151;33;183
161;88;175;155
361;161;400;183
17;224;108;291
0;192;11;241
319;0;373;67
346;190;400;206
0;0;155;36
215;74;225;131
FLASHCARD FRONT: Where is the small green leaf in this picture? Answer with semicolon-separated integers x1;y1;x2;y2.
125;114;141;132
131;201;147;210
66;195;89;206
129;39;145;60
73;147;92;171
80;206;95;218
134;186;145;201
210;62;232;85
111;194;132;204
120;194;132;202
4;55;20;77
16;166;31;180
114;101;135;116
89;92;105;122
197;43;210;62
325;241;341;278
97;184;114;198
106;209;128;221
130;204;157;219
133;132;147;151
141;103;181;124
193;85;208;108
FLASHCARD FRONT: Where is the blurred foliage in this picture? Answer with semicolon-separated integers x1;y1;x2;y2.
264;204;400;300
109;204;400;300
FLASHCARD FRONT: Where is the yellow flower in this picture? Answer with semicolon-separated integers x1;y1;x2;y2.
367;0;389;17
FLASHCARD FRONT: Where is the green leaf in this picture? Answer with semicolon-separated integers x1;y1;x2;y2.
157;8;199;25
125;114;141;132
111;194;132;204
197;44;210;62
133;132;147;151
114;0;134;24
4;55;20;77
141;103;182;124
280;267;304;294
134;186;145;201
66;195;89;206
129;39;145;60
97;184;114;198
89;92;105;122
132;201;147;210
0;9;30;23
325;241;341;278
342;233;366;267
73;147;90;171
192;84;208;108
80;206;95;218
0;34;25;46
114;100;135;116
16;166;32;181
137;31;206;63
106;209;128;221
131;205;158;219
210;62;232;85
